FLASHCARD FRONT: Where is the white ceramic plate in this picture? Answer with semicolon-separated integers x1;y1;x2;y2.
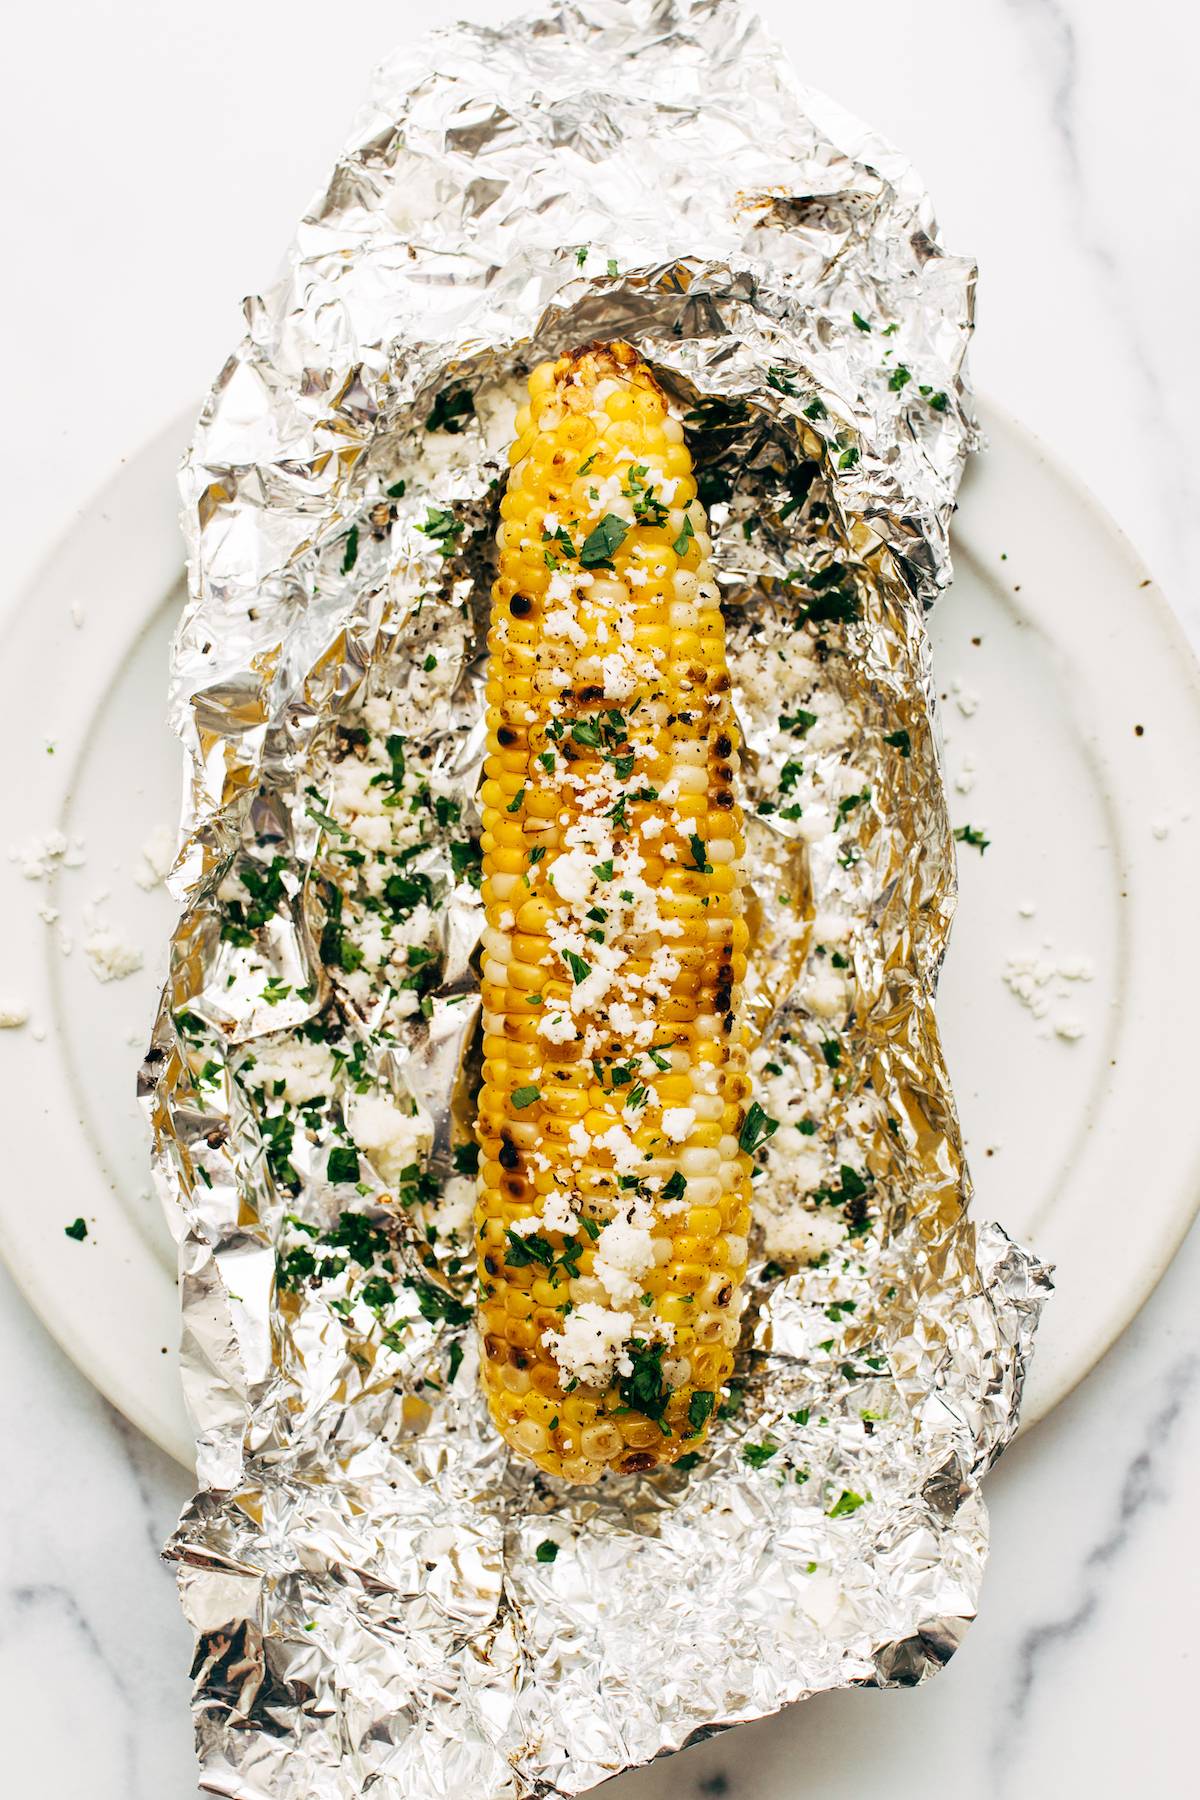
2;401;1197;1471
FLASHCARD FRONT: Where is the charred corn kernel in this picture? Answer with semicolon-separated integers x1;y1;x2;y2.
476;340;752;1482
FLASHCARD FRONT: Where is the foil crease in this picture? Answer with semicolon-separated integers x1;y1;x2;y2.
143;1;1050;1794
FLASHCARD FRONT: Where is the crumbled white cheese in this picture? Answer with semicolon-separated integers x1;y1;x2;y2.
1003;945;1093;1038
805;963;844;1020
951;677;980;717
597;1122;643;1176
537;1009;578;1044
543;608;587;648
954;754;977;796
350;1093;430;1185
660;1106;695;1143
759;1206;846;1262
540;1188;578;1234
0;1000;30;1029
544;1301;635;1386
133;824;176;891
548;849;593;903
592;1217;655;1305
84;928;143;983
11;830;68;880
246;1037;337;1105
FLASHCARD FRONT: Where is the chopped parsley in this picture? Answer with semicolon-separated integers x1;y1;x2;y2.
618;1339;671;1425
673;514;695;558
884;728;911;757
535;1539;559;1564
452;1142;480;1176
327;1147;361;1185
417;507;464;556
954;824;990;854
827;1489;867;1518
687;1390;715;1434
64;1217;88;1242
340;525;359;574
579;513;630;568
738;1101;778;1155
563;950;591;985
450;839;483;886
511;1085;541;1109
426;384;475;434
742;1439;778;1468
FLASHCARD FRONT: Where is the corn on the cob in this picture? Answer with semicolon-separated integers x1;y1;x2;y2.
476;340;752;1480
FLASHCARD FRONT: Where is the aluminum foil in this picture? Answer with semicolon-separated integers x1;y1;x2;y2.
143;1;1051;1793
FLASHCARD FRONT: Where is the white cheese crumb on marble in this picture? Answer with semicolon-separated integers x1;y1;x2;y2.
0;1000;30;1029
954;753;977;795
84;928;143;983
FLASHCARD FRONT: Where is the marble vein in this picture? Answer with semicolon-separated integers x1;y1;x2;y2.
993;1350;1200;1780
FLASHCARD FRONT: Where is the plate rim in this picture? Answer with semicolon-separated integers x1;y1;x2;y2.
0;394;1197;1469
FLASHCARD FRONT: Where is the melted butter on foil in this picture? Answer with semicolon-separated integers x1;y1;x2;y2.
143;3;1049;1794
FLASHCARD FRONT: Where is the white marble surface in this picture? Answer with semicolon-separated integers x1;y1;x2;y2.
2;1;1199;1795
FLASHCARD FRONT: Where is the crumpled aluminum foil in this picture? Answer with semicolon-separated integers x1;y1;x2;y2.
142;2;1051;1794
